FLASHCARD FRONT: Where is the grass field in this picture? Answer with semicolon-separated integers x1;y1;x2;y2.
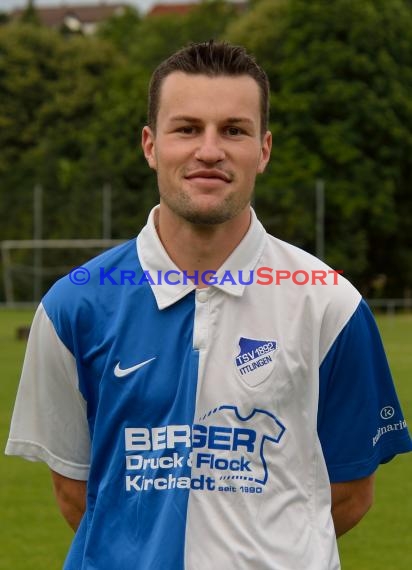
0;309;411;569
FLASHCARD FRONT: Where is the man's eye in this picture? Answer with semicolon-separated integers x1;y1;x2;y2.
177;126;196;134
226;126;242;136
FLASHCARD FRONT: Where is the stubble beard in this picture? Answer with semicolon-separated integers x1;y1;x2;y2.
159;182;253;226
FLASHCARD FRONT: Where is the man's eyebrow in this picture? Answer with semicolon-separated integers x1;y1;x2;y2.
226;117;255;125
168;116;255;125
169;116;202;123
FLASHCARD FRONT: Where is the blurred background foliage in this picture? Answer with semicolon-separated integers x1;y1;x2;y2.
1;0;412;299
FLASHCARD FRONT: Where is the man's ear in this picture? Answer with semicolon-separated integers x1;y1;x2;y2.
142;126;157;170
257;130;272;174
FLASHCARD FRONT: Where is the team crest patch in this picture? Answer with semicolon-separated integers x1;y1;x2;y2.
235;337;278;387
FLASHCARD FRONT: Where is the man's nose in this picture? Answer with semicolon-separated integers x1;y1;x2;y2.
194;129;225;163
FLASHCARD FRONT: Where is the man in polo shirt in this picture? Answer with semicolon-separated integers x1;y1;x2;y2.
6;40;412;570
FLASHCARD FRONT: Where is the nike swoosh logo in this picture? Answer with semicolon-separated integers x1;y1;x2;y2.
114;357;156;378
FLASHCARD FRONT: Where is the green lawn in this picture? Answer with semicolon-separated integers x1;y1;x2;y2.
0;309;73;570
338;314;412;569
0;309;411;569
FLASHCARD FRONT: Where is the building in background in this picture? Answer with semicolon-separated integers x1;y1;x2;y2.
8;2;248;32
10;3;129;34
148;1;247;16
148;2;198;16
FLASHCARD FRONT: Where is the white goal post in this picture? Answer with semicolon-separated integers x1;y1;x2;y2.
1;239;125;306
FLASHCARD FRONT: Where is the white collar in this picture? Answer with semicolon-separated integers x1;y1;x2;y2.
136;206;267;310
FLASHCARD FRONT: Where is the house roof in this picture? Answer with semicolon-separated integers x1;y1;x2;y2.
148;1;248;17
148;3;199;17
11;3;128;27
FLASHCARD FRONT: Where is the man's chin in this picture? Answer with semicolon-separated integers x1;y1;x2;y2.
181;210;232;226
160;193;251;226
179;200;248;226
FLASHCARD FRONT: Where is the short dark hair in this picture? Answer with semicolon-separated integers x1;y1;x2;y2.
147;40;270;136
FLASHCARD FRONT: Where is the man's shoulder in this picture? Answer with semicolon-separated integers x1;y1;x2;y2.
264;233;336;271
261;231;362;347
263;233;357;291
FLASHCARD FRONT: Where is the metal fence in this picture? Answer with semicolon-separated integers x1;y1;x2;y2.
367;298;412;315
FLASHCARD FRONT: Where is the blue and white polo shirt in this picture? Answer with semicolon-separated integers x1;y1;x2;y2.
6;207;412;570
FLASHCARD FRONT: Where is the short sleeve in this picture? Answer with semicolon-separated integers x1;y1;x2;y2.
318;299;412;483
5;303;90;480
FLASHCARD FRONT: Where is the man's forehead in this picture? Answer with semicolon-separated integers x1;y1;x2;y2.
160;70;260;91
158;72;261;117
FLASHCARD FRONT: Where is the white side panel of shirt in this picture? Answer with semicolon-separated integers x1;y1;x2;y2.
5;303;90;480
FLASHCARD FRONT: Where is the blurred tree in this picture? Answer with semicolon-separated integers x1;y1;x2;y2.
0;24;60;241
20;0;41;26
0;25;134;243
0;12;10;26
82;59;155;238
0;24;150;300
228;0;412;295
129;0;239;71
35;35;130;239
98;6;142;54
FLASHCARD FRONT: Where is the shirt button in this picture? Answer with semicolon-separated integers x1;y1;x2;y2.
197;290;208;303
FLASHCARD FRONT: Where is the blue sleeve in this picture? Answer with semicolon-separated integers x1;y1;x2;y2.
318;299;412;483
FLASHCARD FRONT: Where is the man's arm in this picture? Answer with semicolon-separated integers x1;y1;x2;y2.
331;473;375;538
50;470;87;531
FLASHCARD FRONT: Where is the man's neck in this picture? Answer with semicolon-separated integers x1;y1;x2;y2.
155;206;251;281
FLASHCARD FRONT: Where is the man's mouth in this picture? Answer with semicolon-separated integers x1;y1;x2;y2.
184;169;232;183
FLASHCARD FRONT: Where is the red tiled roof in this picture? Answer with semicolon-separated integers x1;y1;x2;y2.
148;1;248;18
148;3;199;17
